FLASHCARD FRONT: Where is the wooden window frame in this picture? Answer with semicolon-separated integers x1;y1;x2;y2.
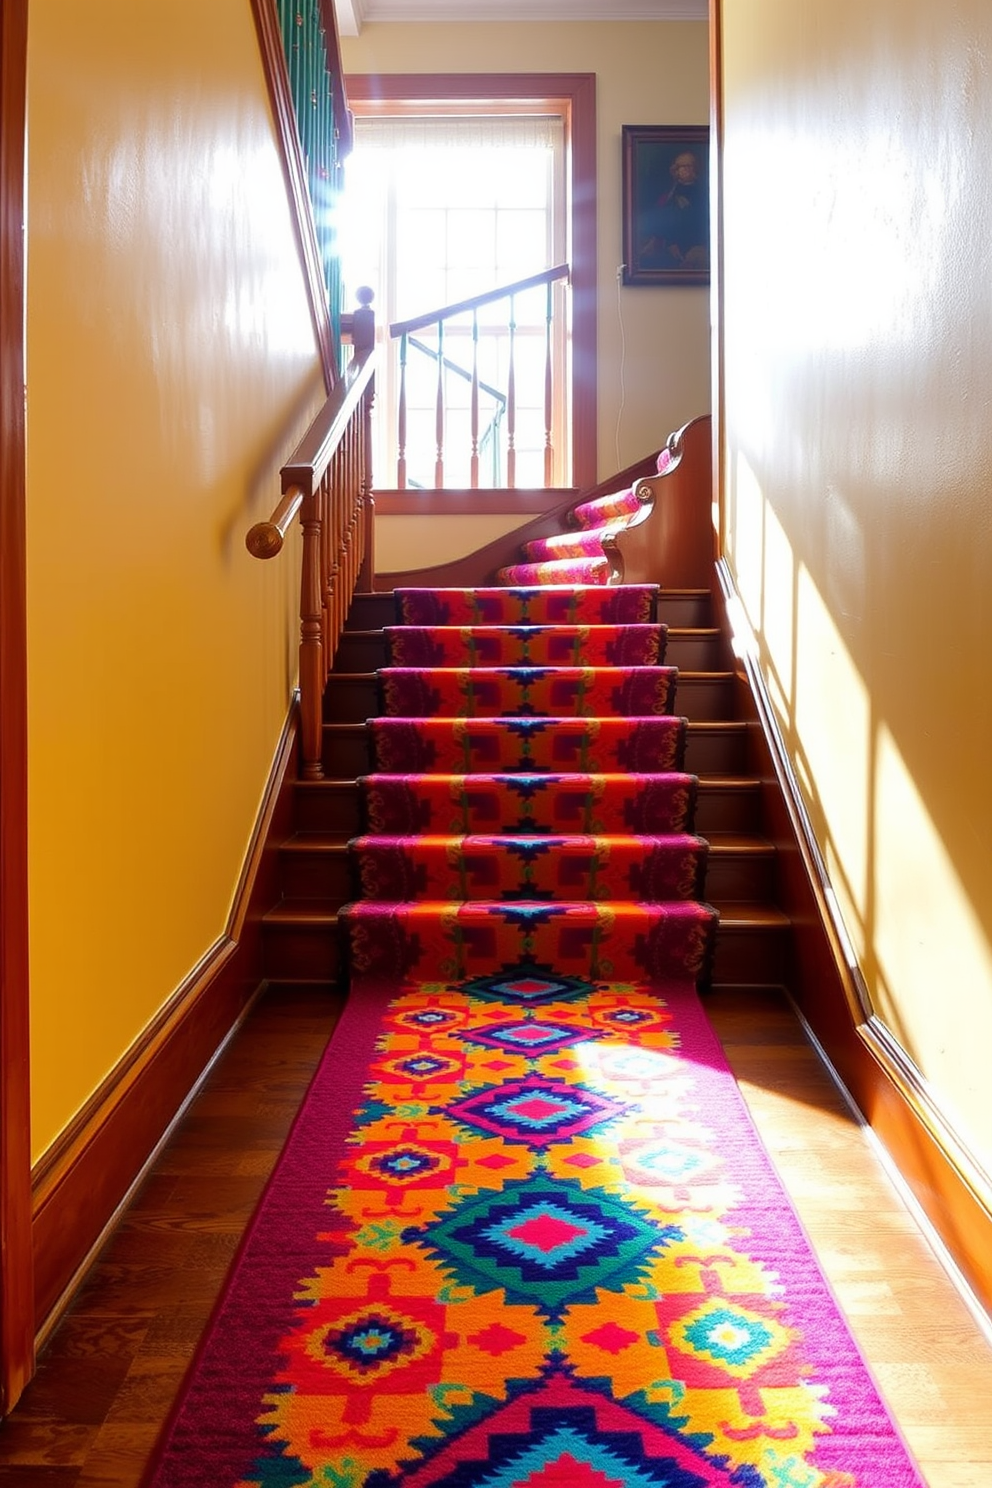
344;73;597;490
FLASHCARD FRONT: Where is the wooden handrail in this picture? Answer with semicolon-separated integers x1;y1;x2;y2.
246;329;377;780
389;263;569;338
280;342;375;496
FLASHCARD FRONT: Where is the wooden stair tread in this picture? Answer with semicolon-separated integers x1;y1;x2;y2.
280;833;351;854
264;901;341;925
339;625;722;641
697;775;761;789
704;834;775;855
711;903;790;928
294;773;364;785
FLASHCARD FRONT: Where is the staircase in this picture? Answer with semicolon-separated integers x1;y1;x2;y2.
260;583;790;994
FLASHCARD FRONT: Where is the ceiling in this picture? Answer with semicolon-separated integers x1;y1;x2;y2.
334;0;707;38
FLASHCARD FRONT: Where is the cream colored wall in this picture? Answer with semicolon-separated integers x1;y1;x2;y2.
341;21;711;483
26;0;325;1160
376;513;530;573
719;0;992;1178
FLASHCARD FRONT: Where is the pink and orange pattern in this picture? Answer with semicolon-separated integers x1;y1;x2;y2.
366;717;689;774
378;666;679;720
359;772;698;836
384;623;667;668
143;975;926;1488
395;584;659;626
142;581;925;1488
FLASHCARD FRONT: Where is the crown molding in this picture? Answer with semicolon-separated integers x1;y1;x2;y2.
335;0;705;37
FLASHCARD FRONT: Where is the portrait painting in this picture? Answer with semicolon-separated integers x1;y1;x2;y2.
622;125;710;286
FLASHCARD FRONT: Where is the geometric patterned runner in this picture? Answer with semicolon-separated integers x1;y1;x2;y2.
359;773;698;836
141;974;926;1487
141;579;925;1487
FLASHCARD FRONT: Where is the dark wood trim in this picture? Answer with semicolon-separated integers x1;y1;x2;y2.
344;73;598;489
250;0;337;389
31;705;303;1338
373;486;575;517
316;0;353;159
374;448;662;590
708;0;726;554
0;0;34;1414
712;559;992;1316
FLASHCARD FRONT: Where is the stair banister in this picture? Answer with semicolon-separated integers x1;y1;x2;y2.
246;304;377;781
389;263;570;490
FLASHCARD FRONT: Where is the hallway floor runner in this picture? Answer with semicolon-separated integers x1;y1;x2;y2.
142;972;924;1487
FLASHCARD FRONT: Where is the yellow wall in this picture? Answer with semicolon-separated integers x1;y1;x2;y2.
25;0;325;1160
341;22;711;483
719;0;992;1178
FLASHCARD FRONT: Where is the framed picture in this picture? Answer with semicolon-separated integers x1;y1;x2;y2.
621;125;710;286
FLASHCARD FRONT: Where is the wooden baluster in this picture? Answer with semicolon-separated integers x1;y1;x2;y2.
470;309;480;489
341;432;354;633
358;381;376;591
507;294;517;490
434;320;444;488
299;491;325;780
397;332;408;490
329;460;342;654
321;472;334;686
326;463;339;657
544;279;554;486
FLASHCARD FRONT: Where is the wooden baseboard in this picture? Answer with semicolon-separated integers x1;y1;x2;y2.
30;704;302;1337
713;560;992;1318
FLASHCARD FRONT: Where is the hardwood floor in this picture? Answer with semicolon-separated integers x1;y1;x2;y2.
0;982;990;1486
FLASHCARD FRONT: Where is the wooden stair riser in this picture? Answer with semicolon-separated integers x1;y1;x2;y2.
276;835;773;909
322;671;737;725
290;777;767;845
692;782;763;835
262;916;340;983
333;628;726;675
710;913;791;987
704;843;777;902
345;588;715;632
278;843;353;901
319;720;751;779
293;780;364;835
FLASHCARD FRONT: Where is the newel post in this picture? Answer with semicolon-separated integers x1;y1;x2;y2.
299;488;325;780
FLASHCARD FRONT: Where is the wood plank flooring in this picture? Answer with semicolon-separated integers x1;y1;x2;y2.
0;983;990;1486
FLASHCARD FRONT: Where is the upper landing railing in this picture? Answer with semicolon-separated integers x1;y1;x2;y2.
245;294;376;780
389;264;570;490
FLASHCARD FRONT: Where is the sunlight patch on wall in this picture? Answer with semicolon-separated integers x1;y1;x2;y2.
795;563;870;958
729;449;764;625
874;722;992;1175
761;496;795;725
726;121;944;361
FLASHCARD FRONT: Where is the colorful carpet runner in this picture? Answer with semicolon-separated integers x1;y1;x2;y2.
339;584;716;989
142;584;924;1488
495;451;673;587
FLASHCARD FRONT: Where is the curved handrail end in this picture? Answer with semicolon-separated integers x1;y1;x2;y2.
246;486;305;560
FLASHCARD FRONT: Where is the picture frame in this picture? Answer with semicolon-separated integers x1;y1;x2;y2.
621;125;710;286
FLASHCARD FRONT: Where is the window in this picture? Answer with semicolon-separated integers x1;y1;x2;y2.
342;75;597;491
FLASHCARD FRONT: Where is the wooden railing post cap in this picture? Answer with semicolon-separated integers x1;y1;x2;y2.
352;287;375;353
